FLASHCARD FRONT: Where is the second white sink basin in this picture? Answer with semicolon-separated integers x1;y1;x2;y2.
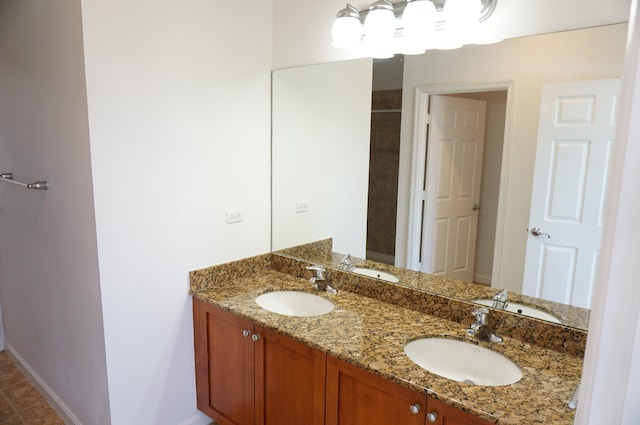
404;338;522;386
352;267;399;283
255;291;335;317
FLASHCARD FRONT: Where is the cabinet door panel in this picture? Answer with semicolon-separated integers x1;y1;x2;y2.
326;356;426;425
193;299;255;425
255;326;326;425
426;397;493;425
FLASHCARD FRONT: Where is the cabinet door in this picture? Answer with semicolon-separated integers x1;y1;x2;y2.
255;325;326;425
326;356;426;425
425;397;493;425
193;299;255;425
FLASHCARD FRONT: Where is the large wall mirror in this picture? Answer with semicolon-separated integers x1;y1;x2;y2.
271;23;627;331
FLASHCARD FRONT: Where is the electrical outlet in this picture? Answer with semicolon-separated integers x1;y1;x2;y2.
296;201;310;213
226;209;244;224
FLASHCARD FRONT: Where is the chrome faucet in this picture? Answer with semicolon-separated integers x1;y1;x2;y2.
491;288;509;310
306;265;338;294
339;254;355;271
466;307;503;343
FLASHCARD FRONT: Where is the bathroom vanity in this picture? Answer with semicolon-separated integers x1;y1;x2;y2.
194;298;493;425
190;252;583;425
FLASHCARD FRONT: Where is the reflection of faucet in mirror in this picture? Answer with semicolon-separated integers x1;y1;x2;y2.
492;289;508;310
339;254;355;271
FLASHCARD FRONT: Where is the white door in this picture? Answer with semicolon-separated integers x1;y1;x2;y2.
523;79;620;309
421;95;487;282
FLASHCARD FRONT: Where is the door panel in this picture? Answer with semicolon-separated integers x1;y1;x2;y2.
256;326;325;425
422;95;487;282
454;217;472;271
326;356;425;425
547;140;589;222
193;299;255;425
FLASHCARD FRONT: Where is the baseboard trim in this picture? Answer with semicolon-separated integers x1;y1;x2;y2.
177;412;213;425
473;273;492;286
5;344;81;425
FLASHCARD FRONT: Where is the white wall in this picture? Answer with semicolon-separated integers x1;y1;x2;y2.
473;91;506;285
0;1;110;423
80;1;273;424
577;2;640;422
397;24;627;293
272;59;372;256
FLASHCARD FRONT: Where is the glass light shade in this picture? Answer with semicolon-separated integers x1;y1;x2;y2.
443;0;481;44
363;1;396;46
332;15;363;48
402;0;437;51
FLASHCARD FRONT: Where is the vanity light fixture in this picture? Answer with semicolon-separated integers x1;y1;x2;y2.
331;0;498;58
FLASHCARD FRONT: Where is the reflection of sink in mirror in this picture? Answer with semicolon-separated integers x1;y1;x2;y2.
352;267;399;283
472;299;561;324
255;291;334;317
404;338;522;386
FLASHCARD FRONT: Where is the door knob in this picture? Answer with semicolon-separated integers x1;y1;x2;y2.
409;403;421;414
530;227;551;238
242;329;250;338
251;333;261;342
472;204;481;211
426;411;438;422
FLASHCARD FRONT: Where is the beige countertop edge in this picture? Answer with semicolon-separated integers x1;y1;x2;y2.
190;269;582;425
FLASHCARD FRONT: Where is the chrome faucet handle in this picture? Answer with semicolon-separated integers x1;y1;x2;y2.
492;288;508;302
339;254;355;271
491;289;509;309
306;265;326;280
471;307;489;324
468;307;503;343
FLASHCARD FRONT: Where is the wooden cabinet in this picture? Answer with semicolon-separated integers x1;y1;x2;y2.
194;297;493;425
325;355;493;425
326;356;426;425
193;298;326;425
425;397;493;425
255;324;326;425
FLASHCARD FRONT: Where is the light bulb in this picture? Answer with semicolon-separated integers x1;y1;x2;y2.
363;0;396;47
402;0;437;52
443;0;482;45
332;5;363;48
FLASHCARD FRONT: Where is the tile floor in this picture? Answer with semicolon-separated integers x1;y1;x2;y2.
0;351;65;425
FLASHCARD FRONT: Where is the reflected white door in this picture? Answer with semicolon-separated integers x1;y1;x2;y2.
523;79;620;309
421;95;487;282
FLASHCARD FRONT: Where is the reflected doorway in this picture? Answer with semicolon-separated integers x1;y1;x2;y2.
406;83;508;287
366;56;404;265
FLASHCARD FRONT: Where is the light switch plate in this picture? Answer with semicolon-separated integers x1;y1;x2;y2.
226;209;243;224
296;201;310;213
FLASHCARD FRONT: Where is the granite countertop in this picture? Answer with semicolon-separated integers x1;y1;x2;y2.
191;262;582;425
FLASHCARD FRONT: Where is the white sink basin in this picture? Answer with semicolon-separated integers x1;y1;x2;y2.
255;291;335;317
472;299;561;324
352;267;399;283
404;338;522;386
